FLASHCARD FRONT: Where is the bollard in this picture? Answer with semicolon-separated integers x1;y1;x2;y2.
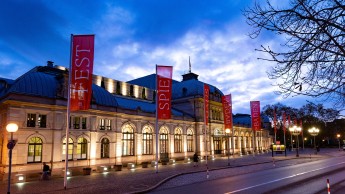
327;179;330;194
272;157;275;167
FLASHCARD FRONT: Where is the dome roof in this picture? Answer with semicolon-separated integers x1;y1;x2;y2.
92;84;118;107
8;72;57;98
172;79;223;99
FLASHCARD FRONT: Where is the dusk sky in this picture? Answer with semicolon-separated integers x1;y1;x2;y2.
0;0;326;114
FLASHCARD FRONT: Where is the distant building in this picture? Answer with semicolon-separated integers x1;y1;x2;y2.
0;62;272;177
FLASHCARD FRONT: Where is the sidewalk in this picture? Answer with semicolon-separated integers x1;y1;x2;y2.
1;148;342;194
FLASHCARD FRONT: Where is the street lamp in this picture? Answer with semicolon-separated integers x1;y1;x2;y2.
308;127;319;155
289;125;301;157
6;123;18;194
225;128;230;166
337;134;340;151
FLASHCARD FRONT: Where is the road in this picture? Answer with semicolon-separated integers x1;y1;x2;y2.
149;155;345;194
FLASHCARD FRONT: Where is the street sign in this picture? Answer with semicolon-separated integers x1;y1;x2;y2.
7;141;16;149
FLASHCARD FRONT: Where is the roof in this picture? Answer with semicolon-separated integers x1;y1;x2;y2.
127;74;179;90
8;72;58;98
92;84;118;107
172;79;223;99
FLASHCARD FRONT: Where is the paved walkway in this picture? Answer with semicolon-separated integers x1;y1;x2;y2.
1;148;343;194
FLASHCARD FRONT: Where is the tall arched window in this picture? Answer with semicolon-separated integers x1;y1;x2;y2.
101;138;110;158
27;137;43;163
174;128;182;153
62;138;74;161
77;137;88;160
187;128;194;152
122;123;134;156
159;126;169;154
142;125;153;155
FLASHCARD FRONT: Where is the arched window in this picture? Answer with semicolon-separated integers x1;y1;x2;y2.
27;137;42;163
62;138;74;161
187;128;194;152
101;138;110;158
174;128;182;153
77;137;88;160
159;126;169;154
122;123;134;156
142;125;153;155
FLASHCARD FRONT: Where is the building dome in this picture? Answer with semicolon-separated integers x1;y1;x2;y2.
8;72;58;98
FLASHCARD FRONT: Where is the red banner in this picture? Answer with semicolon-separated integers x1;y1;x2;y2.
156;65;173;119
273;108;277;134
70;35;95;111
250;101;261;131
282;112;286;134
222;94;232;129
204;84;210;125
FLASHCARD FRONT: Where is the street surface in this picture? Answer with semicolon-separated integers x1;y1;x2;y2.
1;148;344;194
150;151;345;194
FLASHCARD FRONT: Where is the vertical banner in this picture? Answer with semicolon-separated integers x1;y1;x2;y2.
156;65;173;119
222;94;232;129
282;112;286;134
204;84;210;125
273;108;277;134
288;115;291;128
250;101;261;131
70;35;95;111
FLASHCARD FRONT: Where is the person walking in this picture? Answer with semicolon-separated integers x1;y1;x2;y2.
193;153;199;167
41;162;50;180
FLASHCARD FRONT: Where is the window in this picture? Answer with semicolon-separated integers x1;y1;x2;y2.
77;137;88;160
141;88;146;99
62;138;73;161
106;119;111;130
27;137;42;163
159;127;169;154
71;116;87;129
174;128;183;153
101;138;110;158
82;118;87;129
100;119;105;130
100;119;111;130
187;128;193;152
142;125;153;155
73;117;80;129
130;85;134;97
27;114;36;127
38;114;47;128
27;114;47;128
122;124;134;156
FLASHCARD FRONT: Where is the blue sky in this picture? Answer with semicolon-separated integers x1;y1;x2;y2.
0;0;323;114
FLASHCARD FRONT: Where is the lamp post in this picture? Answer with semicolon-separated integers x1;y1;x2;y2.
225;128;230;166
337;134;340;151
6;123;18;194
289;125;301;157
308;127;319;155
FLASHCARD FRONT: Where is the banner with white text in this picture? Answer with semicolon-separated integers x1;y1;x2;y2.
250;101;261;131
222;94;232;129
204;84;210;125
70;35;95;111
156;65;173;119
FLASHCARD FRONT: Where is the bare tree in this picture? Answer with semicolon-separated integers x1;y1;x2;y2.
243;0;345;110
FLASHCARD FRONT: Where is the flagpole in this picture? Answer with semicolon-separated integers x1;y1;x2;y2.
155;65;159;173
64;34;73;190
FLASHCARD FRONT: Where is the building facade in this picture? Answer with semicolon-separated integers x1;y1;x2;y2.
0;63;272;177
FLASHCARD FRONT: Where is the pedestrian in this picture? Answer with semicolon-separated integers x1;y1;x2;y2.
41;162;50;180
193;153;199;167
